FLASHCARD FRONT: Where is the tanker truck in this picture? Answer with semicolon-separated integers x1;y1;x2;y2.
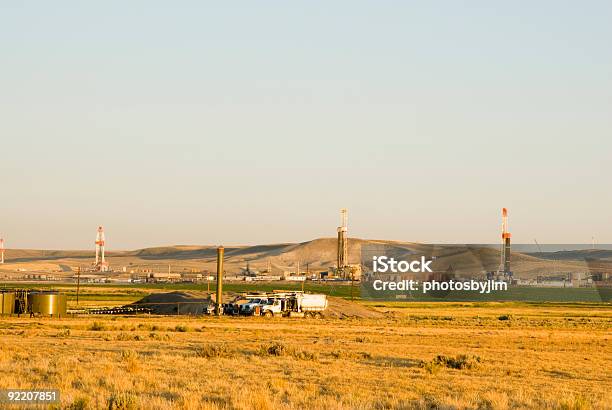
259;292;328;318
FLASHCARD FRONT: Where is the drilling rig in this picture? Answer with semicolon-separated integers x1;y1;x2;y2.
498;208;512;280
94;226;109;272
337;208;349;278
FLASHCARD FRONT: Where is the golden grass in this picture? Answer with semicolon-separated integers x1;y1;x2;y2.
0;302;610;409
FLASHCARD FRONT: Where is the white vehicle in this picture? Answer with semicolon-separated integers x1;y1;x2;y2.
260;292;328;318
239;298;267;315
260;298;283;317
300;293;327;314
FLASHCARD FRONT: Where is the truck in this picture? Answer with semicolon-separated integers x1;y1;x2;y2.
238;297;268;316
259;292;328;318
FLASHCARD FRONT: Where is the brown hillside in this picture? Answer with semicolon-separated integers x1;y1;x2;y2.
0;239;595;278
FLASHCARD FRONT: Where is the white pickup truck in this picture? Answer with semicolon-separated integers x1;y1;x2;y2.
239;298;267;315
260;293;328;318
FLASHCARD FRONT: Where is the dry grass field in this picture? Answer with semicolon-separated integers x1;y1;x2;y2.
0;300;610;409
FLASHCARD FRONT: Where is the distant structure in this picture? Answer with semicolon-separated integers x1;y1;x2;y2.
0;238;4;264
499;208;512;278
337;208;348;275
94;226;109;272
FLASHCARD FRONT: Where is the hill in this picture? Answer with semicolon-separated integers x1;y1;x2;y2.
526;249;612;261
0;238;602;279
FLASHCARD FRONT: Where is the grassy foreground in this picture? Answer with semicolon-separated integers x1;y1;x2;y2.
0;296;610;409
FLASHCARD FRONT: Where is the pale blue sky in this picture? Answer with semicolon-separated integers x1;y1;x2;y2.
1;1;611;249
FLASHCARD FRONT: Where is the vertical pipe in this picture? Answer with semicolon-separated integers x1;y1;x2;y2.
351;271;355;301
95;235;99;265
337;228;344;271
501;208;511;275
76;266;81;306
215;246;224;316
337;228;347;277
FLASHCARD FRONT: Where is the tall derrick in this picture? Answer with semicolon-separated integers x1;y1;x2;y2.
500;208;511;277
337;209;348;276
95;226;109;272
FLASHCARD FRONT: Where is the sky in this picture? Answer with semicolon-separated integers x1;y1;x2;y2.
1;1;611;249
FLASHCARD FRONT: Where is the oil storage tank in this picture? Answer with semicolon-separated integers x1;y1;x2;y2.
0;291;16;315
28;291;67;317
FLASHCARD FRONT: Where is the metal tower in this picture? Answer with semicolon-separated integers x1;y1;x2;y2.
337;208;348;276
95;226;109;272
499;208;511;277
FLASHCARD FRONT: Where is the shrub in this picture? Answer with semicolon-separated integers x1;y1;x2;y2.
292;349;318;361
258;342;318;361
498;315;512;321
194;343;233;358
89;322;106;331
115;333;133;341
120;350;140;373
149;332;170;341
67;396;90;410
425;354;482;370
174;324;188;332
56;329;71;338
120;349;138;361
115;333;145;341
421;360;441;374
559;395;591;410
107;392;137;410
259;341;289;356
331;350;372;360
